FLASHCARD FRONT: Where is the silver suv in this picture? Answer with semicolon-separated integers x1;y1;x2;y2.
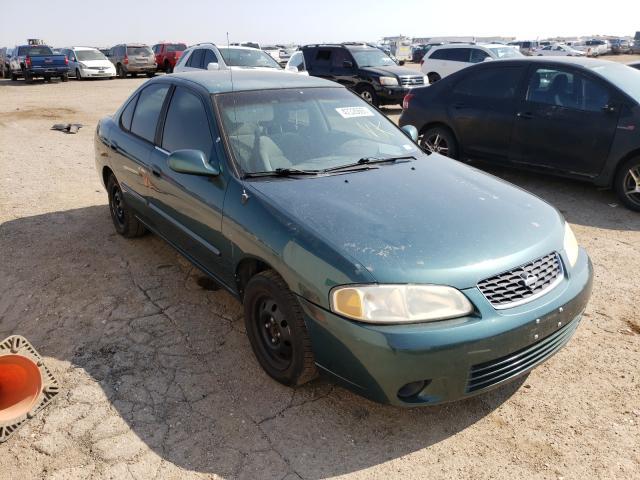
108;44;156;78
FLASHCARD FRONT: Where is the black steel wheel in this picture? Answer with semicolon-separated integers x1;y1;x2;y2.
106;175;146;237
614;156;640;212
420;126;458;159
244;270;317;386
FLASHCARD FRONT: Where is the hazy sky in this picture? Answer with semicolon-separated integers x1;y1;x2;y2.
2;0;638;47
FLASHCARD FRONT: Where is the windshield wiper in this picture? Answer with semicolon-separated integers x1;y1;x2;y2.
323;155;416;173
243;168;321;178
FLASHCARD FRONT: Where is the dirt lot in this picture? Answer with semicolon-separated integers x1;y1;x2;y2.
0;56;639;480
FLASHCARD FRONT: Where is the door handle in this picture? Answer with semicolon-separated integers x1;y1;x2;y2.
516;112;533;119
151;168;161;177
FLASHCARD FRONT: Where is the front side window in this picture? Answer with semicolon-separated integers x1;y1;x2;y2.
218;48;281;69
162;87;213;155
216;88;420;174
187;49;204;68
526;67;610;112
454;67;523;99
469;49;489;63
288;51;304;71
202;49;218;67
487;46;522;59
130;84;170;142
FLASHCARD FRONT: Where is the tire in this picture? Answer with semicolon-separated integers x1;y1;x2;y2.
10;72;17;81
420;126;459;159
357;85;378;107
117;64;126;78
164;61;172;73
61;73;69;82
23;70;32;84
106;175;147;237
427;72;441;84
614;156;640;212
131;72;137;78
43;75;51;83
76;68;83;80
146;72;155;78
243;270;317;386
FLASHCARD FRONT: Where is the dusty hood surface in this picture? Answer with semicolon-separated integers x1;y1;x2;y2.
248;154;564;288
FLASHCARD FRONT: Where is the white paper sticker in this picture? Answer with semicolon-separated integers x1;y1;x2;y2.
335;106;375;118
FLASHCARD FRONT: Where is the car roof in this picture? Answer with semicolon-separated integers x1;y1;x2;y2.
219;45;261;51
480;56;616;68
167;69;339;93
69;46;100;51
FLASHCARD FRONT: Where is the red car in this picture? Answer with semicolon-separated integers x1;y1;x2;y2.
152;42;186;73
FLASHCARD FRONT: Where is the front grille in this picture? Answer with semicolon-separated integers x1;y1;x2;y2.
399;76;425;86
477;252;562;309
466;316;579;393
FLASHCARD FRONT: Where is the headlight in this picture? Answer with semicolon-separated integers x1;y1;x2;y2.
564;222;579;268
330;284;473;324
379;76;399;86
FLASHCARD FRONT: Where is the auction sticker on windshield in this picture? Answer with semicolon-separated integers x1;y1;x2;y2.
335;107;375;118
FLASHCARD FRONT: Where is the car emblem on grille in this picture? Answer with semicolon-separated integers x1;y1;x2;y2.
520;273;538;288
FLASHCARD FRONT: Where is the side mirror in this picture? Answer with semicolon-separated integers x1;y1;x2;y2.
483;57;494;62
398;60;405;66
286;65;298;73
207;62;219;71
401;125;419;142
167;150;219;176
342;60;353;69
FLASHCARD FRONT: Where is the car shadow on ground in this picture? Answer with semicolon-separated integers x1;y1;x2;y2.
1;205;527;478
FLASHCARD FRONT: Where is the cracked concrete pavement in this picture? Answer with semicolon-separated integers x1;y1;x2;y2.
0;63;638;479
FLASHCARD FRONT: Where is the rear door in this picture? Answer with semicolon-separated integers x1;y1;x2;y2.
509;64;620;175
448;65;525;161
146;85;234;284
304;47;334;81
109;83;171;224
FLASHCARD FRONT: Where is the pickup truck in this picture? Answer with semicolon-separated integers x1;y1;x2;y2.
9;44;69;82
152;42;186;73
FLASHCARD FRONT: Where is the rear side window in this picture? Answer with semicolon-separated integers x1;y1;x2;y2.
315;49;332;63
162;87;213;155
130;84;170;143
430;48;469;62
120;95;138;131
454;67;524;99
187;49;204;68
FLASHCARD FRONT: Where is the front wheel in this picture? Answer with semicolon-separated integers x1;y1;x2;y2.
106;175;147;237
357;85;379;107
614;156;640;212
420;126;459;159
76;68;83;80
243;270;317;386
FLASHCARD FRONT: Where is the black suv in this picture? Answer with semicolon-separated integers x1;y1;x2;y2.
300;44;425;107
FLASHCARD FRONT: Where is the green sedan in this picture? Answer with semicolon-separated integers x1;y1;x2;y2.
95;70;593;406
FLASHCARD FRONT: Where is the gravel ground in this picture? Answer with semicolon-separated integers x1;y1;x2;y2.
0;56;639;480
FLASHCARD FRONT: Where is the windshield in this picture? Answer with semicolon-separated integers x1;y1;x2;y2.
18;46;53;56
216;88;420;174
166;43;186;52
351;49;396;68
127;46;153;56
218;47;281;68
590;63;640;103
488;46;523;59
76;49;107;61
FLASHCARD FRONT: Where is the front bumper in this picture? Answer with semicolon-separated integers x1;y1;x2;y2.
299;249;593;406
376;85;421;105
80;68;115;78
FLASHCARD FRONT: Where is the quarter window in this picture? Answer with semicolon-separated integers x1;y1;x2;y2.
469;49;489;63
526;67;610;112
130;84;170;143
162;87;213;156
120;95;138;131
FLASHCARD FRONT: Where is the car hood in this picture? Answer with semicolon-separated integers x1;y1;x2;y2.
247;154;565;289
80;59;114;68
360;65;423;78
